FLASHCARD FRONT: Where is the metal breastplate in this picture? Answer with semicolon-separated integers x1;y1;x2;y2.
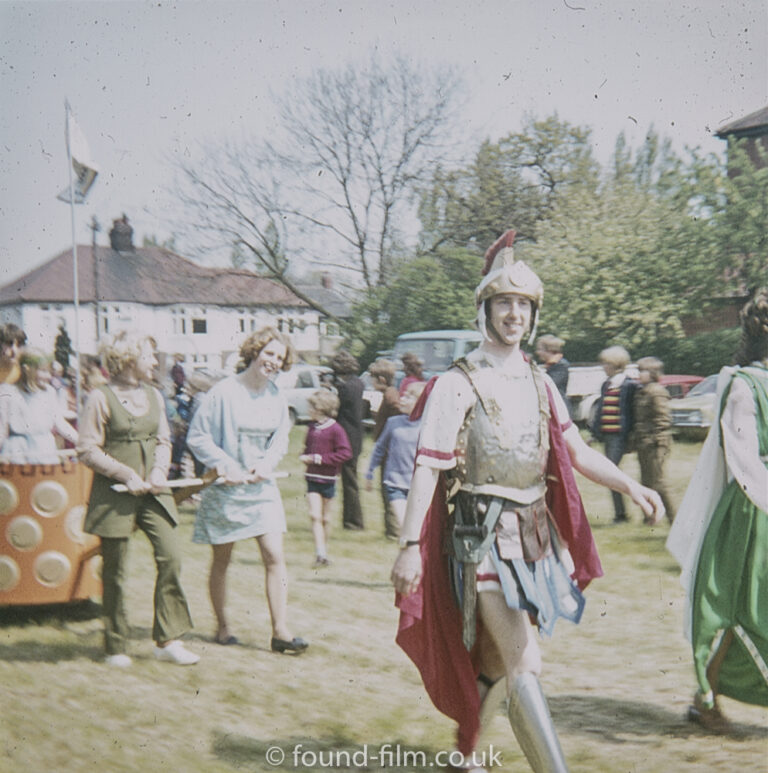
453;357;550;492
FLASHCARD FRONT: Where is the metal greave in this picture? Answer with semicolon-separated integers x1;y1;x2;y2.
507;672;569;773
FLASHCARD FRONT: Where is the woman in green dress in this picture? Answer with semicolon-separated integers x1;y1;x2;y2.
668;288;768;732
79;331;198;667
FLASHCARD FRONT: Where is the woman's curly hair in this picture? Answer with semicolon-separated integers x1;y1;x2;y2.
238;327;296;371
99;331;157;377
738;288;768;366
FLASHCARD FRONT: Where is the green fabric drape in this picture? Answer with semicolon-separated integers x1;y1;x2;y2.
691;368;768;707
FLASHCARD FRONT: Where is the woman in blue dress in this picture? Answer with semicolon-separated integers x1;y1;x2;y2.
187;327;308;653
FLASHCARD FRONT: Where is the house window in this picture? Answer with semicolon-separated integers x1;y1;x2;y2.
172;308;192;335
192;318;207;334
239;319;245;333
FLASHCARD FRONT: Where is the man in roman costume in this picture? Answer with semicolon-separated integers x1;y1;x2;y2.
391;230;663;772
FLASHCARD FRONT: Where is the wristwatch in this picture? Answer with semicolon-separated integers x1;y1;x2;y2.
398;537;420;550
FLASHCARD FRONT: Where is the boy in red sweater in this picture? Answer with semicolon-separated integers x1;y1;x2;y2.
300;390;352;567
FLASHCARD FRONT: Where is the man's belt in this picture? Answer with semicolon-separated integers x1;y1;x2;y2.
450;492;504;650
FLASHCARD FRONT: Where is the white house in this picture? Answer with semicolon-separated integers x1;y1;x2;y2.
0;215;345;376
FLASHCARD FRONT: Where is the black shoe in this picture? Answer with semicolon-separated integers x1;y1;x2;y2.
612;515;628;524
271;636;309;654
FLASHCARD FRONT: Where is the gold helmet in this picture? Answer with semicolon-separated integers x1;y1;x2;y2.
475;230;543;343
475;230;543;306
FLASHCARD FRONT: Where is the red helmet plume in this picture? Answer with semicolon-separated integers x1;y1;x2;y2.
482;229;517;276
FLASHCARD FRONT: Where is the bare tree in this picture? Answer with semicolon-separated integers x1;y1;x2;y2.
171;139;327;308
171;55;464;311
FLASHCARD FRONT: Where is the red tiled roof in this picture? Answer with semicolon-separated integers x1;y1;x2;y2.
0;246;308;308
715;105;768;137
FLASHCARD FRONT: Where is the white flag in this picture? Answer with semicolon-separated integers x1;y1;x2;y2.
57;106;98;204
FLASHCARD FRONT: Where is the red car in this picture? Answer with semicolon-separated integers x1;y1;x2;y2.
659;374;704;399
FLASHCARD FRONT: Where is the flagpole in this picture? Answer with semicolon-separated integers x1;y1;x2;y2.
65;99;82;420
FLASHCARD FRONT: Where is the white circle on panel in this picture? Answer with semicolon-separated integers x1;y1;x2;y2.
6;516;43;551
31;481;69;518
0;480;19;516
0;555;21;591
64;506;88;544
34;550;71;587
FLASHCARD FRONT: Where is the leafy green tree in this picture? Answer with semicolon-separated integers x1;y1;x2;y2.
529;133;726;357
417;141;543;254
418;115;600;253
716;138;768;293
498;113;600;208
344;248;479;367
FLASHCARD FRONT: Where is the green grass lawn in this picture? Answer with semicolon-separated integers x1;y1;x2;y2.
1;430;766;772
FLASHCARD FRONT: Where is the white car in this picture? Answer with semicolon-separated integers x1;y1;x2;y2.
273;364;334;423
670;374;718;438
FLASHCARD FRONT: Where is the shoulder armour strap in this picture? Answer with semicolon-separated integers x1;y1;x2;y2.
529;360;551;447
452;356;497;420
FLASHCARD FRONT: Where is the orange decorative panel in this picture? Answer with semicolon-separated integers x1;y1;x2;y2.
0;461;101;605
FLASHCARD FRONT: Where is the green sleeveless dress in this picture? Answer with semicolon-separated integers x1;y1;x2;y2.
84;384;177;538
691;366;768;707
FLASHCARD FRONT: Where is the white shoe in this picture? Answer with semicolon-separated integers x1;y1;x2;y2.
105;653;132;667
153;640;200;665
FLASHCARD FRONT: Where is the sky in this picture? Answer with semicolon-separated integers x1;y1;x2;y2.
1;0;766;286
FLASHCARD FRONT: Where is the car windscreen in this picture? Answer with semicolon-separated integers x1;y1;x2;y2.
686;375;717;397
393;339;458;371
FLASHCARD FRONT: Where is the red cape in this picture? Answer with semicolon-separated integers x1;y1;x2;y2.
395;378;602;754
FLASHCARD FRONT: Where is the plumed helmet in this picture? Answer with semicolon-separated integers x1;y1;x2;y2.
475;230;543;344
475;230;544;307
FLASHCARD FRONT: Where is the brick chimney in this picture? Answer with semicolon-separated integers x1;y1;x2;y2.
109;214;134;251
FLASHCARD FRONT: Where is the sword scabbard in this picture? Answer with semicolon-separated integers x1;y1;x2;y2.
462;561;477;650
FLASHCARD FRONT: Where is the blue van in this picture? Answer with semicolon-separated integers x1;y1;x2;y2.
393;329;482;384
